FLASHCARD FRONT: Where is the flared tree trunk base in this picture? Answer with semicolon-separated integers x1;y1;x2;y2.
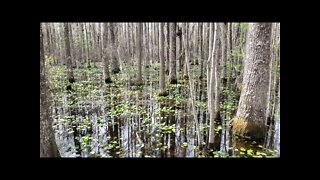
232;117;266;140
169;77;178;84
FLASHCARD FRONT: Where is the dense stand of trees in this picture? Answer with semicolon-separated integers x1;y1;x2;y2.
40;22;280;157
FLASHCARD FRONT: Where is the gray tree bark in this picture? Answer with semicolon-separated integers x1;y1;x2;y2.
232;23;272;140
109;23;121;74
169;23;177;84
64;23;75;83
159;23;166;95
136;23;143;85
40;24;60;157
103;23;112;84
208;23;218;148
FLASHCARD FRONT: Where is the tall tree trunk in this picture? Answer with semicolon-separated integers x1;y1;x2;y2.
232;23;272;140
220;23;227;88
214;24;222;124
177;24;183;72
198;23;204;79
68;23;76;68
103;23;112;84
40;24;60;157
169;23;177;84
136;23;143;85
159;23;167;95
208;23;218;148
183;23;201;147
64;23;75;83
110;23;121;74
165;23;170;75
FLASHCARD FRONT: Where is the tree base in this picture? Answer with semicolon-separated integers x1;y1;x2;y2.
157;90;169;97
231;117;266;140
169;78;178;84
130;79;143;86
104;78;112;84
68;78;75;84
112;68;121;74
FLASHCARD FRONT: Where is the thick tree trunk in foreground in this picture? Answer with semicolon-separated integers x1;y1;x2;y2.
232;23;272;140
40;24;60;157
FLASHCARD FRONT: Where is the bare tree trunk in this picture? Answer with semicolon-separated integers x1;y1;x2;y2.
103;23;112;84
177;24;183;72
232;23;272;140
40;24;60;157
136;23;143;85
109;23;121;74
169;23;177;84
198;23;204;79
159;23;167;96
214;24;222;124
68;23;76;68
64;23;75;83
165;23;170;75
220;23;227;88
183;23;201;147
208;23;218;148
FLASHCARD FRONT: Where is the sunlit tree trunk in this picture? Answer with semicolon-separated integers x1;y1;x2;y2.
208;23;218;148
232;23;272;140
40;24;60;157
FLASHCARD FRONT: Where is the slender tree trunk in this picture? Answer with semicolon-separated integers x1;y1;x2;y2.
103;23;112;84
40;24;60;157
169;23;177;84
214;24;222;124
199;23;204;79
68;23;77;68
159;23;167;96
220;23;227;88
183;23;201;147
165;23;170;75
232;23;272;140
109;23;121;74
64;23;75;83
208;23;218;148
136;23;143;85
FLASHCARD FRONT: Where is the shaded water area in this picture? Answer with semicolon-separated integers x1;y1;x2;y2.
48;62;280;158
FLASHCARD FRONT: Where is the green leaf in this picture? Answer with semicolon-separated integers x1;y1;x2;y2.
83;136;89;144
240;147;246;151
